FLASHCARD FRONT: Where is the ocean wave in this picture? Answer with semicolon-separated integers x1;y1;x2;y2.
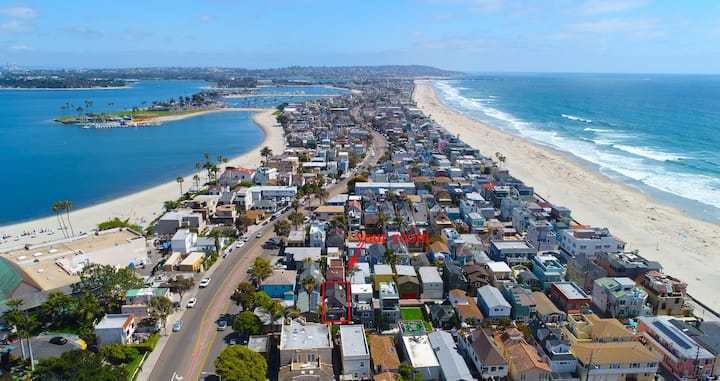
613;144;685;162
583;127;611;133
561;114;592;123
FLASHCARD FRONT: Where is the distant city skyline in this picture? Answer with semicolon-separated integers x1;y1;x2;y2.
1;0;719;73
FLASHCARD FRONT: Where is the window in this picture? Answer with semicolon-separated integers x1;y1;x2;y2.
520;374;526;381
630;363;640;368
307;353;316;362
491;367;496;372
610;364;620;369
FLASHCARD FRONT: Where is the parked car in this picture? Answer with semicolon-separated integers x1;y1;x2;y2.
217;320;227;331
199;277;211;288
49;336;67;345
255;231;263;238
186;297;197;308
236;241;245;248
173;320;183;332
243;236;251;242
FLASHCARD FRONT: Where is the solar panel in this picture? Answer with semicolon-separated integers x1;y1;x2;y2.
653;320;692;350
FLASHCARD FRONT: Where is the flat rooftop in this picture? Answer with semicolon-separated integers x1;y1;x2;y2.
553;282;590;300
1;229;145;290
401;335;440;369
340;325;369;357
279;320;331;351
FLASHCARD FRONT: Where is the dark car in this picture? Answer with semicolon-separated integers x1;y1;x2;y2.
49;336;68;345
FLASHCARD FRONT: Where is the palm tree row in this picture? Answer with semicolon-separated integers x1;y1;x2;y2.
51;200;74;238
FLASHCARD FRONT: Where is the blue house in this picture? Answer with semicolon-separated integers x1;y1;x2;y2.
260;269;297;301
476;285;511;320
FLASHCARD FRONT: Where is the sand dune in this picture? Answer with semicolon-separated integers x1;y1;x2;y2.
414;80;720;312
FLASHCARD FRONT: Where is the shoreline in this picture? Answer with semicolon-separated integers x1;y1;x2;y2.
0;108;283;250
413;79;720;312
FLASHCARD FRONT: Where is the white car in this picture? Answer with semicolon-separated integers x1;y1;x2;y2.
255;231;263;238
186;298;197;308
199;277;211;288
243;236;251;242
236;241;245;248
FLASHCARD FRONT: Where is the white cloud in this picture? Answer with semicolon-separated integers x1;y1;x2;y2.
0;20;31;32
9;44;31;51
199;14;214;22
59;26;103;39
0;6;38;20
572;0;651;16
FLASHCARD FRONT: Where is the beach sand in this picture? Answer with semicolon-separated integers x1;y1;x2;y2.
414;80;720;312
0;108;283;251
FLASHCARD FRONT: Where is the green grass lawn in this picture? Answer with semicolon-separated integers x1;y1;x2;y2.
401;307;433;331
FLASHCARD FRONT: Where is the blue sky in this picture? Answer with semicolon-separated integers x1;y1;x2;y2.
1;0;719;73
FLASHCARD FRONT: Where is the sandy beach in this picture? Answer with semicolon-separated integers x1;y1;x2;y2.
414;80;720;312
0;108;283;251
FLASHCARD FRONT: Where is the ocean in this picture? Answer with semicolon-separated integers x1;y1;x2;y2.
434;74;720;224
0;81;341;226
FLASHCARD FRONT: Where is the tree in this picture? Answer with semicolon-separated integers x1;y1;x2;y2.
167;276;195;302
176;176;184;197
232;282;258;309
249;257;272;284
100;344;139;365
33;349;128;381
265;300;286;322
193;174;201;192
149;296;174;334
38;291;73;326
313;187;329;205
347;175;368;193
259;146;272;167
288;211;304;230
399;361;415;380
214;345;267;381
233;311;262;335
52;201;68;238
72;263;144;311
273;219;291;245
61;200;75;237
163;200;180;211
301;276;317;294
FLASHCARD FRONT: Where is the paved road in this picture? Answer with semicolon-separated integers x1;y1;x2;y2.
150;130;387;380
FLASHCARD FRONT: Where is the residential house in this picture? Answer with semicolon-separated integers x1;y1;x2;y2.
532;292;567;324
558;227;625;258
418;267;444;299
324;282;349;321
449;289;485;326
309;223;326;248
459;328;509;380
532;255;566;290
171;229;197;254
526;220;559;252
497;328;552;381
94;314;135;345
340;325;370;380
314;205;345;221
429;241;451;262
374;264;394;289
369;335;401;377
465;264;492;296
571;342;658;381
261;269;297;302
278;319;334;380
591;277;650;318
395;265;420;299
326;257;345;282
595;251;662;280
428;330;475;381
489;240;537;266
549;282;591;313
154;211;205;235
397;322;440;381
477;285;512;320
485;261;514;286
379;282;401;330
530;319;578;381
668;320;720;377
562;313;635;344
637;270;693;316
351;283;374;328
566;253;608;292
637;316;715;379
502;285;537;323
442;261;469;293
429;304;456;329
124;288;170;305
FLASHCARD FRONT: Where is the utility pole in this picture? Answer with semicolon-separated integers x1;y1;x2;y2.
585;349;598;381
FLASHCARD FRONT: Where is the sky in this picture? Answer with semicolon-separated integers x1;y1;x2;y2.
1;0;719;73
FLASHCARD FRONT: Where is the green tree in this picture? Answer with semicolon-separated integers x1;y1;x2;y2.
249;257;272;284
214;345;267;381
301;276;317;294
149;296;174;334
163;200;180;211
167;276;195;303
61;200;75;237
100;343;139;365
72;263;144;311
33;349;128;381
193;174;201;192
313;187;329;205
273;219;291;245
51;201;68;238
399;361;415;380
259;146;273;167
287;211;304;230
233;311;262;335
176;176;184;197
38;290;73;326
232;282;258;310
347;175;368;193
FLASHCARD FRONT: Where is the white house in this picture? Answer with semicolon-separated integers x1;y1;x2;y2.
94;314;135;345
170;229;196;254
476;285;511;320
340;325;370;380
418;267;444;300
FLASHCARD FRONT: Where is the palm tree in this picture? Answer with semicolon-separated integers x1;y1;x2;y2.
301;276;317;294
176;176;185;197
193;174;201;192
314;187;329;205
51;201;68;238
61;201;75;237
288;211;304;229
260;146;272;167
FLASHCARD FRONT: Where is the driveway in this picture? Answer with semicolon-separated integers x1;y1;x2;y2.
10;333;83;359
